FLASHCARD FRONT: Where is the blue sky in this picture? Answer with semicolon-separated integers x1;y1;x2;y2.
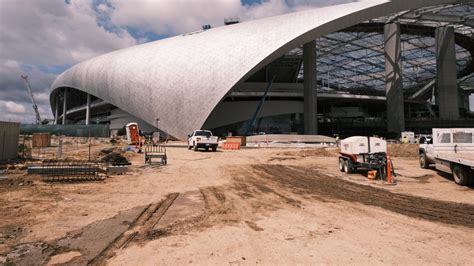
0;0;472;123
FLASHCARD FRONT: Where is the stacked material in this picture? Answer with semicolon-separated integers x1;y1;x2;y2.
246;134;336;144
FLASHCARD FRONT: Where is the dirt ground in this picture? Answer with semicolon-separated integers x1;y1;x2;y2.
0;140;473;265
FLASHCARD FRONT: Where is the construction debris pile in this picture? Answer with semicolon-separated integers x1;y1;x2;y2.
99;148;129;165
387;144;419;158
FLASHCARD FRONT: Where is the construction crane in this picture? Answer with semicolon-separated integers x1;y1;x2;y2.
20;74;42;124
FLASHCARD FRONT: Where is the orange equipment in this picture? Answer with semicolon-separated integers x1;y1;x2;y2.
223;142;241;150
367;170;377;180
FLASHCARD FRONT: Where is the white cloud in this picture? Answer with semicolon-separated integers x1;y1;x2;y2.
97;3;110;13
108;0;356;38
0;59;58;122
0;100;30;122
0;0;137;66
2;101;26;114
0;0;140;122
109;0;242;36
4;60;19;68
239;0;290;20
34;92;50;103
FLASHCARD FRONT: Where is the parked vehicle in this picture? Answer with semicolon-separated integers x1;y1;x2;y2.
338;136;394;181
416;134;432;144
419;128;474;186
188;130;219;151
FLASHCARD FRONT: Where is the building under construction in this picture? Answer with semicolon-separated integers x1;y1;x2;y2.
50;0;474;139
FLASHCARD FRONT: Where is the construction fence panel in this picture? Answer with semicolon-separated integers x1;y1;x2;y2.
0;121;20;161
20;124;110;137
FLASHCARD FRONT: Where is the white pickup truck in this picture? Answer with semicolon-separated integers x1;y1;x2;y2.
419;128;474;186
187;130;219;151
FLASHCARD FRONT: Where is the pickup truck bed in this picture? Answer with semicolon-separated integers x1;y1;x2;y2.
419;128;474;186
435;153;474;167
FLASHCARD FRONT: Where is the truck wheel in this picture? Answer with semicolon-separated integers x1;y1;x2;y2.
470;171;474;186
419;153;429;169
343;160;353;174
212;147;217;152
338;158;345;172
188;143;192;150
453;164;469;186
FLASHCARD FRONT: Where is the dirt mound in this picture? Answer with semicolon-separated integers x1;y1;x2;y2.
100;152;129;165
99;148;115;155
388;144;418;158
278;148;340;158
276;144;418;158
300;148;340;157
252;164;474;228
98;147;122;156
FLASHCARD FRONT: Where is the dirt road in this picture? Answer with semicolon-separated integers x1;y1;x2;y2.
1;143;473;264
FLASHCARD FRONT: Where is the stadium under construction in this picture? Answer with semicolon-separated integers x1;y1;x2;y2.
50;0;474;139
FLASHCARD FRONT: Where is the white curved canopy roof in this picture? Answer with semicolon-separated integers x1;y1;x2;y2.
51;0;467;139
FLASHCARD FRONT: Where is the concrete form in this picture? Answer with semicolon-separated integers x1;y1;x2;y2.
436;26;460;120
384;22;405;134
303;40;318;135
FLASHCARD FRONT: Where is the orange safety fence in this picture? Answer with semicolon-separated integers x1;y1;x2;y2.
223;142;241;150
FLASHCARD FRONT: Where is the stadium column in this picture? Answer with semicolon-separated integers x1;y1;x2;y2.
384;22;405;134
303;40;318;135
85;93;91;125
62;88;68;125
54;96;59;125
436;26;459;120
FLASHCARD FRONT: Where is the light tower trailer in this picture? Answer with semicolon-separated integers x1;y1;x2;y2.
419;128;474;186
338;136;395;180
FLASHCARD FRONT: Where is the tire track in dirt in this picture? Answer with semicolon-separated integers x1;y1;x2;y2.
251;164;474;228
199;187;241;224
88;193;179;265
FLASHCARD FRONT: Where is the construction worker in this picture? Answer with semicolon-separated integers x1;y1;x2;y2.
402;136;409;144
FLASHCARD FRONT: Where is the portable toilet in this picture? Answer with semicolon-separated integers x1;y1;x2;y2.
126;123;140;145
